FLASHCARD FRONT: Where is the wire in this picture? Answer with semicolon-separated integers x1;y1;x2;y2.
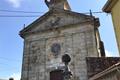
92;11;104;14
0;9;45;14
0;79;8;80
0;67;20;72
0;62;21;66
0;67;20;71
0;56;21;62
0;9;105;14
0;12;106;17
83;11;105;14
0;64;20;72
0;15;40;17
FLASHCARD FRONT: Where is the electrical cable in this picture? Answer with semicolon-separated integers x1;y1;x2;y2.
0;56;21;62
0;62;21;66
0;11;106;17
83;11;105;14
0;9;45;14
0;9;105;14
0;68;20;72
0;79;8;80
0;15;40;17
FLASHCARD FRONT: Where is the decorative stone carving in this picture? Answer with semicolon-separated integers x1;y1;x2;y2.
51;43;61;57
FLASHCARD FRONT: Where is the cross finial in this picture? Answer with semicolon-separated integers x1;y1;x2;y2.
45;0;71;10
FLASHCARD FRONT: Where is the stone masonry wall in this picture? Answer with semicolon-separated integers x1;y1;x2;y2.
21;23;99;80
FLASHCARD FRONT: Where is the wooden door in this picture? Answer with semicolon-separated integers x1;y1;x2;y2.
50;70;63;80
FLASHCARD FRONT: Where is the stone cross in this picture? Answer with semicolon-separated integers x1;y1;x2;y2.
62;54;72;80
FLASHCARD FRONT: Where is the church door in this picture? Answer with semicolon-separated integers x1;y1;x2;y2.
50;70;63;80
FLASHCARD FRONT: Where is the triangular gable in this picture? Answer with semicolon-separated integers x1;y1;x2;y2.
20;9;94;38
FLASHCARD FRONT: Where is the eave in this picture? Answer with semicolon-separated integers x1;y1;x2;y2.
89;62;120;80
103;0;118;13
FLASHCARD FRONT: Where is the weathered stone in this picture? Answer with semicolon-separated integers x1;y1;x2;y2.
20;2;100;80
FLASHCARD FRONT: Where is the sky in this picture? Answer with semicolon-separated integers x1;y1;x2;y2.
0;0;119;80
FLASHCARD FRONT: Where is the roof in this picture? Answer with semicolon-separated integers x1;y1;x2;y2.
86;57;120;78
19;9;94;38
89;62;120;80
103;0;118;13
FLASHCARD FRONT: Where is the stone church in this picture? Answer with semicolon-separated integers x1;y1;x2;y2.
20;0;120;80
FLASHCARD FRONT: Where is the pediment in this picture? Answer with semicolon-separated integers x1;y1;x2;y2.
20;9;93;38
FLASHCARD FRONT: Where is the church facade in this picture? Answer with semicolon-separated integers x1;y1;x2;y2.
19;0;120;80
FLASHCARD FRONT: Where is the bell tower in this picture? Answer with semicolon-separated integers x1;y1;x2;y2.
45;0;71;10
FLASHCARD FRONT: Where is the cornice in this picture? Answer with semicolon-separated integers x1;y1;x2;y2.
103;0;118;13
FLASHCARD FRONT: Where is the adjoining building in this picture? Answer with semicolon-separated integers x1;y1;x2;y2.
103;0;120;54
89;62;120;80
